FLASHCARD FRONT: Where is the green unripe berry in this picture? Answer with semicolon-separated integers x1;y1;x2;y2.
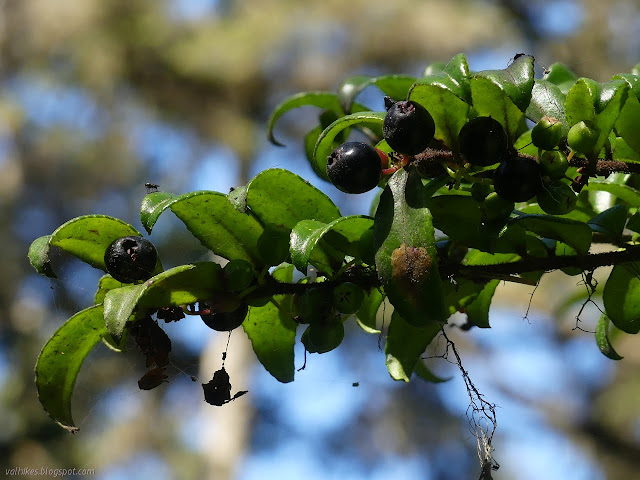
223;259;255;291
296;286;332;323
332;282;364;314
482;192;514;222
539;150;569;179
301;319;344;354
536;181;577;215
531;116;563;150
567;121;600;154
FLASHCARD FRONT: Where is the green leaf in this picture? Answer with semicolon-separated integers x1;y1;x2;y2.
474;54;535;112
544;62;578;95
246;168;341;232
228;185;248;212
170;191;265;267
442;53;472;101
470;76;524;141
104;262;224;341
603;262;640;333
94;274;123;304
612;136;640;163
385;311;441;382
414;360;451;383
508;214;592;255
427;195;488;250
337;74;416;113
374;167;447;327
140;192;177;234
587;205;628;239
289;219;338;274
585;181;640;208
243;264;297;383
565;78;629;154
355;288;385;333
289;215;374;273
50;215;142;271
615;94;640;153
442;277;485;315
626;211;640;233
267;92;343;146
35;305;108;432
525;79;569;135
409;80;470;149
595;315;623;360
464;279;500;328
28;235;56;278
313;111;386;180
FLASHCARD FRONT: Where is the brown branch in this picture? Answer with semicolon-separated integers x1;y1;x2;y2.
440;247;640;279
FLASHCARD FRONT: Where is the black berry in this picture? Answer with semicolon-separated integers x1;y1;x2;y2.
382;100;435;155
104;236;158;283
493;156;543;202
458;117;508;166
326;142;382;194
201;303;248;331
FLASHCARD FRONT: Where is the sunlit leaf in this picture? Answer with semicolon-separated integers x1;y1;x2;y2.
35;305;108;432
603;262;640;333
28;235;56;278
337;74;416;113
464;279;500;328
355;288;385;334
595;315;623;360
140;192;177;234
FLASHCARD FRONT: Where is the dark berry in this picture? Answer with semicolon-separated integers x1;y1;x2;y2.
104;236;158;283
382;100;435;155
326;142;382;194
493;156;543;202
458;117;508;166
201;303;248;331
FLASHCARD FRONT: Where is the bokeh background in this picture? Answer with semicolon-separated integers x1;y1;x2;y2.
2;0;640;479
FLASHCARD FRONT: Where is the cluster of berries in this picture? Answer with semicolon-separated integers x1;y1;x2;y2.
326;100;579;214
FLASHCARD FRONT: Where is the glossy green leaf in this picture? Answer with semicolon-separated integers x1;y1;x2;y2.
442;53;472;101
355;288;385;333
313;111;386;180
612;136;640;163
603;262;640;333
243;264;297;383
587;205;627;239
289;219;338;274
414;360;451;383
508;214;592;255
374;167;446;327
50;215;142;271
267;92;343;146
409;80;470;149
474;54;535;112
464;279;500;328
595;315;623;360
565;78;629;154
385;311;441;382
338;74;416;113
544;62;578;95
470;76;524;141
104;262;224;341
28;235;56;278
170;191;264;267
304;124;330;178
94;274;123;304
585;181;640;208
35;305;108;432
615;94;640;153
246;168;341;232
140;192;177;234
289;215;374;274
525;79;568;135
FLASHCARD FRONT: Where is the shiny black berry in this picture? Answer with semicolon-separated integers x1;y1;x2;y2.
104;236;158;283
201;303;248;332
493;156;543;202
326;142;382;194
382;99;435;155
458;117;508;166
